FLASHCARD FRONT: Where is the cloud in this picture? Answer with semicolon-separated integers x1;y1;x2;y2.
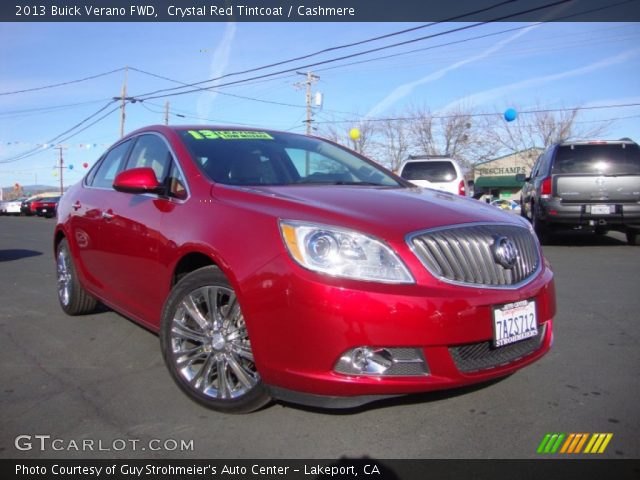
196;22;237;119
439;47;640;113
364;23;542;119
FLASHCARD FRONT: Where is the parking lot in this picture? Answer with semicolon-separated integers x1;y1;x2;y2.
1;215;638;459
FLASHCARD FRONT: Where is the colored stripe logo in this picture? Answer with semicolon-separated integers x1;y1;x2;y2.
537;433;613;454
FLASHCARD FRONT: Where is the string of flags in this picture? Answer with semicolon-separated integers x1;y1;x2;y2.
2;141;109;149
51;162;92;176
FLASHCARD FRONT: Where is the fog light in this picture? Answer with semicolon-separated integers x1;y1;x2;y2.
334;347;429;376
351;347;393;374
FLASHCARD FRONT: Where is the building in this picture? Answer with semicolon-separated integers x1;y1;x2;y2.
473;148;542;201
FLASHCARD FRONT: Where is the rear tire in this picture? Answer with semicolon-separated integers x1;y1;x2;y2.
532;203;550;245
627;230;639;246
160;266;270;413
56;238;98;315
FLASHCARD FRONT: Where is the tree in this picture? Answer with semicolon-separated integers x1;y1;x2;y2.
480;103;612;157
406;105;496;169
318;117;378;158
375;117;410;172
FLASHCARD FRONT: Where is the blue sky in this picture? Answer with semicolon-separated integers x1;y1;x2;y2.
1;21;639;188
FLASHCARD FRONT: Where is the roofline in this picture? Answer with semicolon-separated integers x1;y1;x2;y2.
557;139;637;146
126;124;308;138
474;147;543;166
406;154;456;160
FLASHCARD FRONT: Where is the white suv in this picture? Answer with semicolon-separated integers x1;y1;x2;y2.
397;156;467;195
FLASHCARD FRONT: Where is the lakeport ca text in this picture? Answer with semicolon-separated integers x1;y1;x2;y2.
16;463;382;476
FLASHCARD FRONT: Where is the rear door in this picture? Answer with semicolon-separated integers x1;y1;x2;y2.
70;140;132;294
553;143;640;204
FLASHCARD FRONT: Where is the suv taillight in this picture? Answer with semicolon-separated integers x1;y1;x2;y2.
458;179;466;196
540;177;552;197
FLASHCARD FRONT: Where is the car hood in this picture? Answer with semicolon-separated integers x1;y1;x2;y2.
216;184;527;241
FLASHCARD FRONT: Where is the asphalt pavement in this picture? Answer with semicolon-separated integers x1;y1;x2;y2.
1;215;638;459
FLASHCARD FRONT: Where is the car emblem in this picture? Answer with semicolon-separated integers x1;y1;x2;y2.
493;236;518;269
595;176;606;187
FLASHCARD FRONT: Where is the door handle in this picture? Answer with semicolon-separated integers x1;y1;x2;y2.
72;201;81;211
101;210;114;220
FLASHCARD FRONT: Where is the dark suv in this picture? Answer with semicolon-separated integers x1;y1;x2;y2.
520;139;640;245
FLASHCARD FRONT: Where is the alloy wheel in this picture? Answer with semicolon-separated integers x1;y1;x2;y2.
169;286;259;400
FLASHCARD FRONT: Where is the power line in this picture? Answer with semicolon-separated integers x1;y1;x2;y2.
132;0;520;100
131;67;358;116
0;68;126;96
136;0;572;102
0;101;118;164
314;0;639;75
0;98;112;117
313;103;640;124
129;67;306;109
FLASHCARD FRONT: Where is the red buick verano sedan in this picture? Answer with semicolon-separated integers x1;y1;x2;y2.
54;126;555;413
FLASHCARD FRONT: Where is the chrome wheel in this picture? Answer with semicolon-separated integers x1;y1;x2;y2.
55;238;97;315
57;248;72;307
169;286;259;400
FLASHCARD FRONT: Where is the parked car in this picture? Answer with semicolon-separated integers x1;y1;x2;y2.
55;126;555;413
21;196;40;216
28;197;44;215
491;199;522;215
0;198;24;215
397;155;467;195
35;196;60;218
520;139;640;244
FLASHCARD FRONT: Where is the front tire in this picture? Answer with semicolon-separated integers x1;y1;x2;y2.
56;238;98;315
627;230;639;246
160;266;270;413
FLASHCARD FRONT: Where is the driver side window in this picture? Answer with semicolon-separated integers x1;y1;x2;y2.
126;134;188;200
90;140;131;189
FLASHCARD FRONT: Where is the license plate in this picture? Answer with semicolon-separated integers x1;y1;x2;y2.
591;205;611;215
42;209;47;212
493;300;537;347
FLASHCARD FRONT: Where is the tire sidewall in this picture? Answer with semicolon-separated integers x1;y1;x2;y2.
160;265;270;413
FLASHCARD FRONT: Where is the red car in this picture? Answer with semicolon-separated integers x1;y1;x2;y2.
54;126;555;413
35;196;60;218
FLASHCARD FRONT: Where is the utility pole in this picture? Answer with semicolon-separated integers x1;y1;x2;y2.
295;71;320;135
113;67;137;138
55;146;66;195
164;101;170;125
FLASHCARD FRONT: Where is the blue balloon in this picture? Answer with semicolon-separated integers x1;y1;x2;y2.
68;164;74;170
504;108;517;122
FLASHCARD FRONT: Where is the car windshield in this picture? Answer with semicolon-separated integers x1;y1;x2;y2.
553;143;640;175
400;161;457;182
177;129;402;187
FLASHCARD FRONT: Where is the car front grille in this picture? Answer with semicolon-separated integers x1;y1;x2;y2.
449;324;547;373
408;223;541;288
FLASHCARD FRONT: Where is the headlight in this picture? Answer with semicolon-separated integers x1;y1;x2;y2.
279;220;414;284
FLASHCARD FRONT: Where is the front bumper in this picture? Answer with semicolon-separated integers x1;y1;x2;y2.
240;253;555;405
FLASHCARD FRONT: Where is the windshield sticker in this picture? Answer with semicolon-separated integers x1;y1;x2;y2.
187;130;274;140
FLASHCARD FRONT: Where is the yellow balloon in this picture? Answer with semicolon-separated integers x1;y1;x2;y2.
349;128;360;140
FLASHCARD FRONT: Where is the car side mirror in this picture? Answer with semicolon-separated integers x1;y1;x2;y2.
113;168;166;195
515;173;527;183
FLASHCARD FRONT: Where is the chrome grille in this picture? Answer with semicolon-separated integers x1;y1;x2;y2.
408;223;540;288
